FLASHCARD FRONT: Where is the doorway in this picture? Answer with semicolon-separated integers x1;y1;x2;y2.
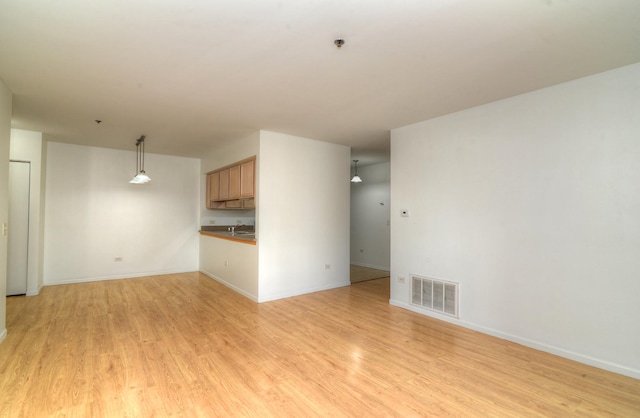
7;160;30;296
349;162;391;284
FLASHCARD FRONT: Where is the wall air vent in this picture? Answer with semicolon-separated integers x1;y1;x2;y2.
411;275;459;318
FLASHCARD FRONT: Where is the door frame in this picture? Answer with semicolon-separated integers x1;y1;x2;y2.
7;160;31;296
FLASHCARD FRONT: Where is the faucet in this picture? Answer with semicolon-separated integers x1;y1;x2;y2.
227;226;235;235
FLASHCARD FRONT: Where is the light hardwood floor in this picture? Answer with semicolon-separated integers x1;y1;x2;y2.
1;272;639;417
350;264;390;283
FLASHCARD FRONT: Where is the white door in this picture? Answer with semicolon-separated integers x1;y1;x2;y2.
7;161;30;296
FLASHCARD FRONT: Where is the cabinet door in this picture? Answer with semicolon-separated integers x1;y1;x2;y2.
219;169;229;200
224;199;242;209
206;173;212;208
240;160;255;198
242;198;255;209
228;165;241;199
208;171;220;206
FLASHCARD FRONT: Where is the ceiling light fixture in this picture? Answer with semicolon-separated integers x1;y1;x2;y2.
351;159;362;183
129;135;151;184
334;39;345;48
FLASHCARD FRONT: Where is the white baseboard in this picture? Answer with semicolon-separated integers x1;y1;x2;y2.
258;280;351;303
43;268;198;286
200;269;349;303
199;269;258;302
0;328;6;345
389;298;640;381
351;261;390;271
26;283;43;296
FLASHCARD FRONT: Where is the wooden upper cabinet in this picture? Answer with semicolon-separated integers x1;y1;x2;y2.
208;171;220;206
228;165;241;200
206;156;256;208
218;168;230;200
206;173;211;208
240;160;255;198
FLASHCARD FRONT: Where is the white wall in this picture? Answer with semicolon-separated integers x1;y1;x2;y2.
200;236;258;300
198;130;350;302
0;78;12;344
257;130;350;302
10;129;45;295
350;162;390;270
199;132;259;296
44;142;200;284
390;63;640;379
200;132;259;227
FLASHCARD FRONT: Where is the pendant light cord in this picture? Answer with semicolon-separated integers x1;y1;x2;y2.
136;135;146;173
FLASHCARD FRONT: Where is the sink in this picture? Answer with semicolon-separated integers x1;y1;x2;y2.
234;231;255;236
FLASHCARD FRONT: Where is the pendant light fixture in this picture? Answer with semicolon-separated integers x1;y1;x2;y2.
351;159;362;183
129;135;151;184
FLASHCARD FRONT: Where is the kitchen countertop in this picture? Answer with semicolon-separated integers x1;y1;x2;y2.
199;226;256;245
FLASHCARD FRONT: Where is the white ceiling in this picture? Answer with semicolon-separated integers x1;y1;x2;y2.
1;0;639;164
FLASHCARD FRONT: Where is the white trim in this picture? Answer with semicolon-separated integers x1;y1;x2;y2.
350;261;390;272
199;269;258;302
389;298;640;380
26;283;43;296
0;328;6;345
43;268;197;286
200;270;349;303
259;280;351;303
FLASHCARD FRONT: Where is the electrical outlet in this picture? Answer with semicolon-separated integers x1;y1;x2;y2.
398;276;405;284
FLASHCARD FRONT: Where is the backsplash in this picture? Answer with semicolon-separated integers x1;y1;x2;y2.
201;213;255;227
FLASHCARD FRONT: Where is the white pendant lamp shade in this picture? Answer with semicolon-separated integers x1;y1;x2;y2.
351;159;363;183
129;170;151;184
130;135;151;184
